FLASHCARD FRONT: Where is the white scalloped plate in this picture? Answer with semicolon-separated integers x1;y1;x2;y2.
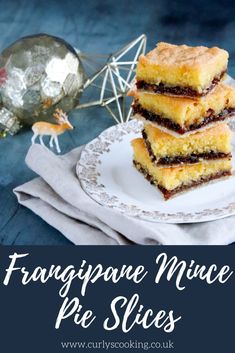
76;119;235;224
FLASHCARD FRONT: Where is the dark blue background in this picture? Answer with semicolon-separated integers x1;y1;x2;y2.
0;246;234;352
1;0;235;245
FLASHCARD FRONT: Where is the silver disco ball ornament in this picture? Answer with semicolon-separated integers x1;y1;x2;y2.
0;33;85;129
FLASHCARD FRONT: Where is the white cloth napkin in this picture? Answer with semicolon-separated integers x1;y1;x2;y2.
14;144;235;245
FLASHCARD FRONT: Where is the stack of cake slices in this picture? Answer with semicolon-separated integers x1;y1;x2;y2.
129;42;235;200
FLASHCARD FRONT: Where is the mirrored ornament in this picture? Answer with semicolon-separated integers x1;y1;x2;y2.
0;33;85;128
0;107;21;136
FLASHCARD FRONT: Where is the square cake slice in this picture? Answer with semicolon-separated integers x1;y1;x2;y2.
136;42;228;98
131;138;232;200
143;123;232;167
130;83;235;135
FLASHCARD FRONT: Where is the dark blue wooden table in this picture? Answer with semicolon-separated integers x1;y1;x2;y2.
1;0;235;245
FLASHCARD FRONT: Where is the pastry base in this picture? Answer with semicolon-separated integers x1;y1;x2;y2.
142;129;232;167
136;71;226;98
133;160;231;200
133;102;235;136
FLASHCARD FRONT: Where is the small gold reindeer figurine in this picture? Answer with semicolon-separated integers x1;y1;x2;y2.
31;108;73;153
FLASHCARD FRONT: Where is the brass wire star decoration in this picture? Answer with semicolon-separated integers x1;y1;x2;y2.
77;34;146;123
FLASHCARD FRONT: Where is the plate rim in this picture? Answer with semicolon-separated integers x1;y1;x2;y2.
76;119;235;224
